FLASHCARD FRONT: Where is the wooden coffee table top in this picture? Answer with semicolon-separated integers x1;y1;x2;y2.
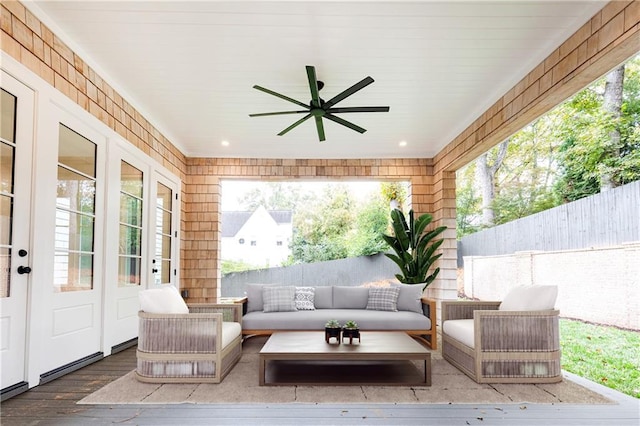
260;331;430;357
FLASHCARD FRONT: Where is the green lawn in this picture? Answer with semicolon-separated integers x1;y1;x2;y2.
560;318;640;398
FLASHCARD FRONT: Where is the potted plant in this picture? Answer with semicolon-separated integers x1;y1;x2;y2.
325;319;342;344
342;320;360;344
381;209;447;290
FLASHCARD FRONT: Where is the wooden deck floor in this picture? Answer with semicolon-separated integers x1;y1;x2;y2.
1;346;638;425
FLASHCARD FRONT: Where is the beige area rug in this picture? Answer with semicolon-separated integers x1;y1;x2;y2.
79;337;612;405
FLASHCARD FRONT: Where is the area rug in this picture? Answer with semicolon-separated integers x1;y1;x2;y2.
78;337;613;405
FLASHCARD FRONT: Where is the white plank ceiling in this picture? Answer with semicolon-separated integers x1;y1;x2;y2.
27;1;607;159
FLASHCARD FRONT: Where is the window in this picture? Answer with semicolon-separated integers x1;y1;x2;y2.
54;124;96;292
239;238;245;244
0;89;16;298
250;240;256;246
118;161;143;287
276;241;283;246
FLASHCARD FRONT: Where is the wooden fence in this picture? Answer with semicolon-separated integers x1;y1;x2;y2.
458;181;640;266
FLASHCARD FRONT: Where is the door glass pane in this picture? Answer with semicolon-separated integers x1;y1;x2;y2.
1;89;16;143
1;142;14;193
54;252;93;291
0;89;15;299
57;166;95;214
56;124;96;292
118;257;140;286
119;224;141;256
58;125;96;177
121;161;143;198
154;183;172;285
0;195;12;246
119;193;142;226
119;161;143;287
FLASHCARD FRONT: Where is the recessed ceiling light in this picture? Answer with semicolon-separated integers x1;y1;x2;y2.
399;141;407;147
221;140;230;147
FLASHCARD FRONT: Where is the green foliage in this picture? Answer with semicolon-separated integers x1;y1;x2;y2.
560;319;640;398
381;209;447;289
221;259;262;275
555;56;640;201
343;320;358;329
325;319;341;328
455;163;481;238
287;184;390;264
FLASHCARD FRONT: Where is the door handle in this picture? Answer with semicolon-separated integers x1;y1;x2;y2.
17;266;32;274
152;268;158;273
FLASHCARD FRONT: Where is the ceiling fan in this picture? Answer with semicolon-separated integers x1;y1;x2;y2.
249;65;390;142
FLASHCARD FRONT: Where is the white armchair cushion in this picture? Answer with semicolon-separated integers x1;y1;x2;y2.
442;319;475;348
221;322;242;349
499;285;558;311
139;286;189;314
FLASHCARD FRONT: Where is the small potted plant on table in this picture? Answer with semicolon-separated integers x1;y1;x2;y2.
325;319;341;344
342;320;360;344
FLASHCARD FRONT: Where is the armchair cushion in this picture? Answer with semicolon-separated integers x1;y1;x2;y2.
442;319;475;348
499;285;558;311
139;286;189;314
221;322;242;348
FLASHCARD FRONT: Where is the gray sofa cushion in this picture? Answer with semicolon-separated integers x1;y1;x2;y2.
314;286;333;309
242;309;431;331
394;283;424;313
333;286;369;309
246;283;279;313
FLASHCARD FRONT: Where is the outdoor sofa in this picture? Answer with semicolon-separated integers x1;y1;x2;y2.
241;284;437;349
135;286;243;383
441;285;561;383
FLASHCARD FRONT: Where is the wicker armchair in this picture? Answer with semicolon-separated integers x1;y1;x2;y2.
136;303;243;383
441;288;561;384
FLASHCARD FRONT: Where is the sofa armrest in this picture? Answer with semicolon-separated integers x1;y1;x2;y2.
188;303;242;325
441;300;501;321
420;296;437;329
138;311;224;354
474;309;560;352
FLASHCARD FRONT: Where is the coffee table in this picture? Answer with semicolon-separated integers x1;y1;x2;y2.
259;331;431;386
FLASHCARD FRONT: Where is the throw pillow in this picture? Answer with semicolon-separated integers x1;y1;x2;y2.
263;286;297;313
366;287;400;311
139;285;189;314
245;283;278;312
499;285;558;311
394;283;424;313
295;287;316;310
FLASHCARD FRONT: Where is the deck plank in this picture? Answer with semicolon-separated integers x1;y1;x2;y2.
2;346;638;425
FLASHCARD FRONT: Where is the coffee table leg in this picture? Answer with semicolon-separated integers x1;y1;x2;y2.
424;357;431;386
259;356;266;386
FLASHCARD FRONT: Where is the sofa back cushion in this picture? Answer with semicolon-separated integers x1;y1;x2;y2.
499;285;558;311
333;286;369;309
139;285;189;314
394;283;424;313
314;286;333;309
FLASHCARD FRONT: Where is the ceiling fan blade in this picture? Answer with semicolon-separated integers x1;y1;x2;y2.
249;110;309;117
326;106;390;113
324;113;366;134
314;116;326;142
278;113;312;136
323;76;374;108
306;66;321;108
253;85;310;109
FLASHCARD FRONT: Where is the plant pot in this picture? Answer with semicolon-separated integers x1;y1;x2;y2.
325;327;341;344
342;328;360;344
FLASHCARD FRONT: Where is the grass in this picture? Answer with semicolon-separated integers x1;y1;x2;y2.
560;318;640;398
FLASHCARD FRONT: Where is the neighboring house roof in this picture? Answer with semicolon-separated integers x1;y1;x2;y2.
221;209;292;238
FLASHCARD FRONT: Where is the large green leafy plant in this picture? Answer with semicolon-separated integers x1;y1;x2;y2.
382;209;447;289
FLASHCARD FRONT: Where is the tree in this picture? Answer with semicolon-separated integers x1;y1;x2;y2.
238;182;304;211
475;139;508;226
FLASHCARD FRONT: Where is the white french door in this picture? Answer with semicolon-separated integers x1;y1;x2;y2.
0;71;35;391
149;172;179;289
35;106;106;374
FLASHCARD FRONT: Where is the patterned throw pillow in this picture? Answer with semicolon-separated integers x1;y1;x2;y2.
366;287;400;311
262;286;297;313
295;287;316;310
